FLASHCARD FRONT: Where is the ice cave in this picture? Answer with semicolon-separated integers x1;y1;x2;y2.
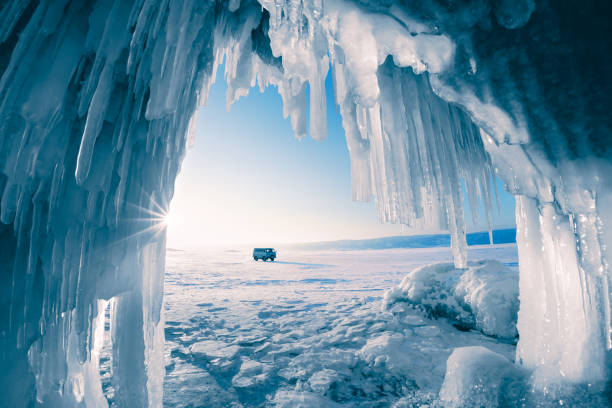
0;0;611;406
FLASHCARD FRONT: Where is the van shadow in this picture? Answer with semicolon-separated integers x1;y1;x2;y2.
271;261;332;268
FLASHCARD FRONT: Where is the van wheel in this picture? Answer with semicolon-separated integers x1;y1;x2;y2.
253;257;258;261
270;258;275;262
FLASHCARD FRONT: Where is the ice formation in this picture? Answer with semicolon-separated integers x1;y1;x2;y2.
0;0;611;406
384;260;519;340
439;346;525;407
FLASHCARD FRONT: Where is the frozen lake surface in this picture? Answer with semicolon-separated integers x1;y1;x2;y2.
159;244;519;407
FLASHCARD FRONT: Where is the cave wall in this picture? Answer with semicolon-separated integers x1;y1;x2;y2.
0;0;611;406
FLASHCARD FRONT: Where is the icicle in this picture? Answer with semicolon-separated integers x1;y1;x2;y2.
76;64;114;185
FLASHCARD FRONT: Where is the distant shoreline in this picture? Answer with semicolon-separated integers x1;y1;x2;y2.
168;228;517;252
282;228;516;251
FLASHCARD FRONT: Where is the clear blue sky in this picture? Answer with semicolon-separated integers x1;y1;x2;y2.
166;67;515;247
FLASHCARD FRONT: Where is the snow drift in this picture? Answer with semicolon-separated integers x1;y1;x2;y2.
439;346;525;408
384;260;519;340
0;0;611;406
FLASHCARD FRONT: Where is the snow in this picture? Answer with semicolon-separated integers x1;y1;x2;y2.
1;0;611;406
191;340;241;360
439;346;526;408
384;260;519;340
152;245;607;406
157;245;519;407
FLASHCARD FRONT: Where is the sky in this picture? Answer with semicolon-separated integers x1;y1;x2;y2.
165;68;516;248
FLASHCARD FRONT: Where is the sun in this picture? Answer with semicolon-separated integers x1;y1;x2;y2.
163;209;176;229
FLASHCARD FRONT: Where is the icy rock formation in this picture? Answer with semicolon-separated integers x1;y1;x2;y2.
1;0;611;406
384;260;519;340
439;346;526;408
0;0;215;406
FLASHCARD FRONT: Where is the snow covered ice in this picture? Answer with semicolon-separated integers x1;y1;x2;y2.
157;244;521;408
1;0;612;407
384;260;519;340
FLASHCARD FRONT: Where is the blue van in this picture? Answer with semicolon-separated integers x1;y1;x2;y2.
253;248;276;261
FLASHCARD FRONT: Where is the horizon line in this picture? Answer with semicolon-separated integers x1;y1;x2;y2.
166;226;517;250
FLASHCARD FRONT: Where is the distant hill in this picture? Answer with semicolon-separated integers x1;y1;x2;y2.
285;228;516;251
